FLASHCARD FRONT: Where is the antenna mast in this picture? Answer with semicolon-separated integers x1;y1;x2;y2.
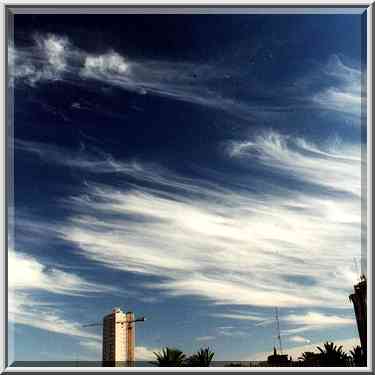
353;257;360;281
275;307;283;354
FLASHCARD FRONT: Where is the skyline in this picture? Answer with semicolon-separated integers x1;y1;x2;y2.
8;11;366;363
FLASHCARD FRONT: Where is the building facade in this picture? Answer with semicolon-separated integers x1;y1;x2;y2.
349;275;367;354
102;308;127;366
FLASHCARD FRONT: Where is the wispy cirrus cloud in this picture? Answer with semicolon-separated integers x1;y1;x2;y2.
9;34;71;86
284;311;355;327
135;346;159;361
210;313;266;322
227;130;362;197
288;335;311;344
281;310;353;337
9;249;114;339
279;311;355;336
312;55;363;117
82;51;129;77
9;33;250;116
208;310;354;336
79;52;254;116
195;336;216;342
14;138;133;174
10;34;364;120
15;129;362;311
9;251;113;296
217;326;248;338
10;292;100;341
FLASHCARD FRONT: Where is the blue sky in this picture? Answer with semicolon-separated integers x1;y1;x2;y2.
8;10;366;364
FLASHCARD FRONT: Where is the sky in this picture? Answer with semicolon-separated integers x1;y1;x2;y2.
8;10;367;364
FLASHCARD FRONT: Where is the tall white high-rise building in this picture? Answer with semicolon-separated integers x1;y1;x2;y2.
102;308;127;366
102;308;137;367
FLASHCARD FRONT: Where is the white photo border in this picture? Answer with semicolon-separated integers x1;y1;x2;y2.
0;2;372;373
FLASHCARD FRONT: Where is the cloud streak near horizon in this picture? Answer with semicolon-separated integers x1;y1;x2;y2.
8;250;109;340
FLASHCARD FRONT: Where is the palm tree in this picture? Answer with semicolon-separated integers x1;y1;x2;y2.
153;347;186;366
187;347;215;366
349;345;366;366
316;342;349;367
298;351;321;366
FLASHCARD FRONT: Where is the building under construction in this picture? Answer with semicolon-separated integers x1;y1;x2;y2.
349;275;367;356
102;308;137;367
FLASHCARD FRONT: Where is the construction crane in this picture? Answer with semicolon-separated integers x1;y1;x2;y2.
83;313;146;366
275;307;283;355
82;316;146;328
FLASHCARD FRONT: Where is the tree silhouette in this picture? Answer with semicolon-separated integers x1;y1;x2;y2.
316;342;349;367
153;347;186;366
298;351;321;366
349;345;366;367
187;347;215;366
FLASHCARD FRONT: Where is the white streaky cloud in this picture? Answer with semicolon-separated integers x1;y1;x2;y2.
35;33;69;72
10;34;288;120
312;55;363;117
9;250;114;296
210;313;266;322
217;326;248;338
280;326;316;335
80;51;364;119
152;276;323;307
9;50;38;86
135;346;159;361
8;43;17;86
284;311;355;327
247;337;360;361
80;54;256;117
207;311;353;335
288;336;311;344
313;89;362;117
228;131;362;198
14;138;156;176
196;336;216;341
8;249;115;339
82;51;129;77
11;34;364;121
273;311;355;336
11;33;250;115
60;177;360;306
9;291;100;340
10;34;71;86
323;55;361;83
15;131;362;309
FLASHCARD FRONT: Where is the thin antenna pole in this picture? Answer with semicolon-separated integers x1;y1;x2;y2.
275;307;283;354
353;257;360;280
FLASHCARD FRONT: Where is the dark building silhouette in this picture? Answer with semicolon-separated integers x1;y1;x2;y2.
349;275;367;355
267;347;290;366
